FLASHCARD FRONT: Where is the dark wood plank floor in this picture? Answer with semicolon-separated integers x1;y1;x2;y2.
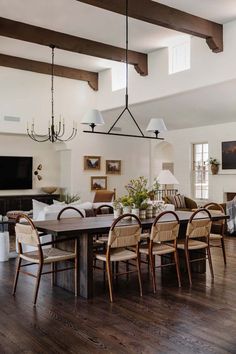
0;237;236;354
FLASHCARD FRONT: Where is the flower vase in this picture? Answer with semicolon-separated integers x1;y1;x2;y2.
146;206;153;219
131;208;140;218
123;206;131;219
211;164;219;175
114;209;122;219
139;209;146;220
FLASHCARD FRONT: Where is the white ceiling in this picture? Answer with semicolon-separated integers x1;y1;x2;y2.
1;0;236;130
102;79;236;131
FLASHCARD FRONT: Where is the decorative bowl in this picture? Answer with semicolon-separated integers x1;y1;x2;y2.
41;186;57;194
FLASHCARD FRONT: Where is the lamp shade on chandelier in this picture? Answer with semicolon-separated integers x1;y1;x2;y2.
27;45;77;143
146;118;167;138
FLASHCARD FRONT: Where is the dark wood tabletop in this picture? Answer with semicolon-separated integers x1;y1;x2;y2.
33;210;228;236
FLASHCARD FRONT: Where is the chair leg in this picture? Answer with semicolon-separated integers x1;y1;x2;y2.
136;255;143;297
221;238;227;265
207;246;214;279
184;247;192;286
51;263;55;287
174;251;181;288
150;254;157;293
106;261;113;302
12;257;22;295
33;263;43;306
75;257;78;297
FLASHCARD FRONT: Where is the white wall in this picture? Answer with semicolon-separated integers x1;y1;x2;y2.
163;121;236;203
97;20;236;112
0;67;152;202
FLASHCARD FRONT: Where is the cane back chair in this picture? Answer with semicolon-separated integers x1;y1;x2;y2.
139;211;181;293
203;202;226;265
177;208;213;285
12;213;78;305
95;213;142;302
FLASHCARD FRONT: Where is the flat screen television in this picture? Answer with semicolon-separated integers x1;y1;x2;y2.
0;156;33;190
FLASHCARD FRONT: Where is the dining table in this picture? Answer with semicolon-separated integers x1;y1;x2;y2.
34;210;228;299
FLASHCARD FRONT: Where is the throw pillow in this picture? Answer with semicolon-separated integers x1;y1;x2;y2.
32;199;49;220
171;194;186;209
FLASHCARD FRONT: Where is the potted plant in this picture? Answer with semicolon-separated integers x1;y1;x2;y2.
209;157;220;175
139;202;148;219
120;195;133;218
146;203;153;219
125;176;149;218
112;199;122;219
148;178;160;201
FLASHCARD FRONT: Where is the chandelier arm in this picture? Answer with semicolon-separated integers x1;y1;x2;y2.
57;122;65;137
27;131;51;142
127;107;145;137
56;128;77;142
107;107;127;133
83;130;164;140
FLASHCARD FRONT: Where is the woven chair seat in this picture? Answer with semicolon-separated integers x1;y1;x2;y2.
210;233;223;240
177;239;208;250
21;248;76;264
139;243;175;255
96;248;137;262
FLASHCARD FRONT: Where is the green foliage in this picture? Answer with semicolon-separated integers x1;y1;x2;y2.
112;199;122;210
209;157;220;165
125;176;148;208
140;202;148;210
60;193;80;204
120;195;133;207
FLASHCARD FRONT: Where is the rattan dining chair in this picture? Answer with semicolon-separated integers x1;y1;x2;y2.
203;202;226;265
139;211;181;293
12;213;78;306
95;213;142;302
177;208;213;286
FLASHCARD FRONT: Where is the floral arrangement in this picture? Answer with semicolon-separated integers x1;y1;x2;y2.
209;157;220;166
125;176;148;208
60;193;80;204
112;199;122;210
120;195;133;207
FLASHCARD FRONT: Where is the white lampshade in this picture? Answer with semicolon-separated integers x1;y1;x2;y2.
146;118;167;133
158;170;179;185
81;109;104;125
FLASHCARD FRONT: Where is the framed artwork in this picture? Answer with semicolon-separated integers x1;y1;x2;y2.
106;160;121;175
91;176;107;190
222;141;236;169
84;156;101;170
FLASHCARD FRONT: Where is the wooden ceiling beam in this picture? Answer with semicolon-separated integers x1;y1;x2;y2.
78;0;223;53
0;53;98;90
0;17;148;76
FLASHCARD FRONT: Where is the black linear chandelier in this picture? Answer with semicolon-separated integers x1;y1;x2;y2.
27;45;77;143
81;0;166;140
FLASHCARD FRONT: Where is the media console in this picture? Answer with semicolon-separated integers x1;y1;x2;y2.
0;194;60;215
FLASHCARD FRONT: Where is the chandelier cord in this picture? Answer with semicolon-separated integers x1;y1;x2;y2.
51;45;55;127
27;44;77;143
125;0;128;108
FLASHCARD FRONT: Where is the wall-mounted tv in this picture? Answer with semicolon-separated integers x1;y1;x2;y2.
0;156;33;190
222;141;236;169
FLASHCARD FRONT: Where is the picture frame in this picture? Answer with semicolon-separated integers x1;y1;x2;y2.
84;156;101;170
91;176;107;191
106;160;121;175
222;141;236;169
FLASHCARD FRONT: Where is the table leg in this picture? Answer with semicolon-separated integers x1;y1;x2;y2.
79;232;93;299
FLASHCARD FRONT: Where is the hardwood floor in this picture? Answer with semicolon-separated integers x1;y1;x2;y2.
0;237;236;354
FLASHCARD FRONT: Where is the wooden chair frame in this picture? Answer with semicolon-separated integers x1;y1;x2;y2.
179;208;213;286
203;202;227;265
147;211;181;293
95;213;143;302
12;213;78;306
